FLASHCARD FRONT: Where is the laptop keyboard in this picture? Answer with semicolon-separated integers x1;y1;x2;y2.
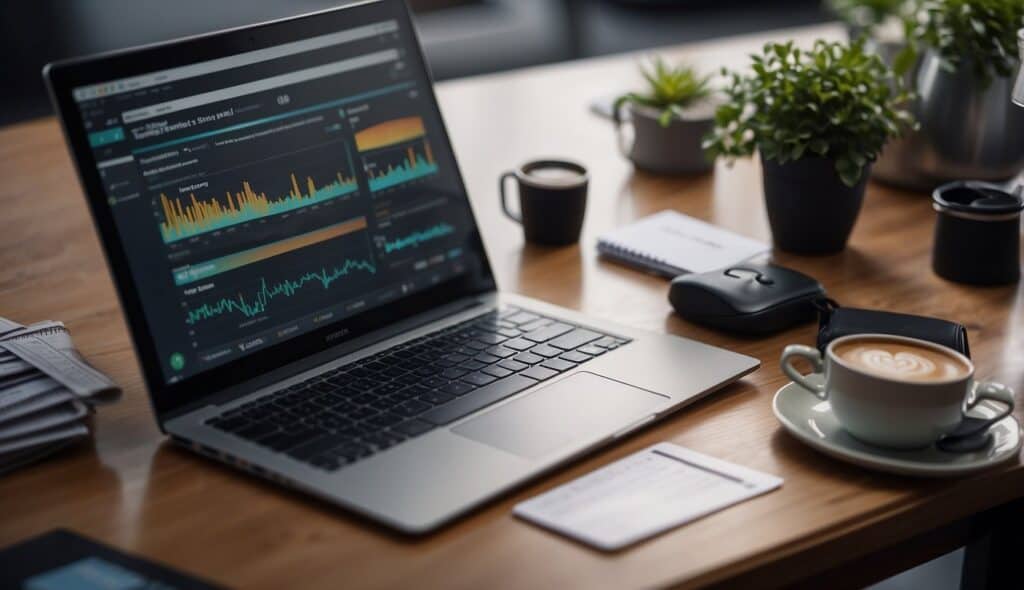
205;306;630;472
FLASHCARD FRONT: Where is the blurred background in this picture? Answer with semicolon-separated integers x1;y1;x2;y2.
0;0;828;127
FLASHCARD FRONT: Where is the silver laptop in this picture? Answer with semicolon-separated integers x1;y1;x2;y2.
44;0;758;533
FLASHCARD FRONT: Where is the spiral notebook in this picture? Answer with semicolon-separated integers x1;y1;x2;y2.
597;210;768;278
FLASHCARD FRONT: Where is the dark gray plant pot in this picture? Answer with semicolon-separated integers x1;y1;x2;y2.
614;103;713;175
762;157;869;255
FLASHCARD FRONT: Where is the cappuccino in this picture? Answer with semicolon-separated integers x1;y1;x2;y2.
833;338;969;383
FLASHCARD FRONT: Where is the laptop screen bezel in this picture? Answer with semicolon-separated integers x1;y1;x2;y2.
43;0;497;421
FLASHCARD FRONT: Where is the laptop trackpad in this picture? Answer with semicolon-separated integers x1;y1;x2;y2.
452;372;668;459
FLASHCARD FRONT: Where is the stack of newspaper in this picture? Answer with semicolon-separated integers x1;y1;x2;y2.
0;317;120;475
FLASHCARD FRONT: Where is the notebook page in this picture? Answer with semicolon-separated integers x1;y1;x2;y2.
598;211;768;274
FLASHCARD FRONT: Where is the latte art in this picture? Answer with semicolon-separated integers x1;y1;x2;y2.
848;348;936;379
833;338;970;383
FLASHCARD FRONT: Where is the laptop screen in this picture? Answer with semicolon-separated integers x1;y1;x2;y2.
61;3;490;389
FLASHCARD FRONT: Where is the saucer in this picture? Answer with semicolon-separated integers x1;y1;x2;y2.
772;375;1022;477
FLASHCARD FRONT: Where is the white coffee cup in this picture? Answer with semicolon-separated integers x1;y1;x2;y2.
780;334;1015;449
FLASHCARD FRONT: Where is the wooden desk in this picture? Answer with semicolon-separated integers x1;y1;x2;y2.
1;23;1022;589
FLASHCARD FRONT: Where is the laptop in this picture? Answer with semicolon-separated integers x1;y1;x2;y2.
44;0;759;533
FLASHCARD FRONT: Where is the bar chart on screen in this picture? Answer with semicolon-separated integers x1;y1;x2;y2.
158;169;359;243
354;115;439;193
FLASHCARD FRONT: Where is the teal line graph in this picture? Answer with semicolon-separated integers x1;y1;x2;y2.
383;223;455;254
184;259;376;325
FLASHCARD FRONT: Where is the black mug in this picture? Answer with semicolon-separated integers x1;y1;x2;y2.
499;159;588;246
932;181;1023;285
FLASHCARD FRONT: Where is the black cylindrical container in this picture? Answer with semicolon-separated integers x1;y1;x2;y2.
932;181;1024;285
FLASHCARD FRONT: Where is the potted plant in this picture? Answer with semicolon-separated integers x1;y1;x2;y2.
871;0;1024;189
704;40;913;254
612;58;716;175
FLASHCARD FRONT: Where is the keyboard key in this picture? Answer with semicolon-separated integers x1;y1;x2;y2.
521;366;558;381
348;406;378;420
459;360;486;371
548;329;602;350
462;371;497;386
395;400;432;417
593;337;621;349
439;381;474;396
394;385;428;400
497;328;522;339
519;318;552;331
498;359;528;372
560;351;592;363
442;352;470;363
421;375;538;425
502;338;535;351
394;374;422;386
482;365;513;378
308;415;350;430
441;367;469;379
372;382;406;396
514;352;544;365
394;419;435;437
505;311;539;324
577;344;607;356
289;402;322;417
485;346;517;358
459;340;488;351
369;397;397;411
541;358;576;372
473;352;501;364
352;393;377;405
523;322;574;343
423;376;449;389
267;412;302;427
475;332;506;345
530;344;563;358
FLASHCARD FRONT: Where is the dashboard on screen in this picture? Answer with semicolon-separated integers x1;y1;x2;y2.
66;11;484;386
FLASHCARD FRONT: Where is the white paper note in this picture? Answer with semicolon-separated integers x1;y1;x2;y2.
514;443;783;551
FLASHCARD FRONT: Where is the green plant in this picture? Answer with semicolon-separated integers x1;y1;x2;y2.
703;39;915;187
613;58;712;127
908;0;1024;85
826;0;909;29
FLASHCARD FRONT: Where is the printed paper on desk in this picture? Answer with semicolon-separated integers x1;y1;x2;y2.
514;442;782;551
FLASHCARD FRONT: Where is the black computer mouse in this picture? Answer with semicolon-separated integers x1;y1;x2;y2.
668;263;826;335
